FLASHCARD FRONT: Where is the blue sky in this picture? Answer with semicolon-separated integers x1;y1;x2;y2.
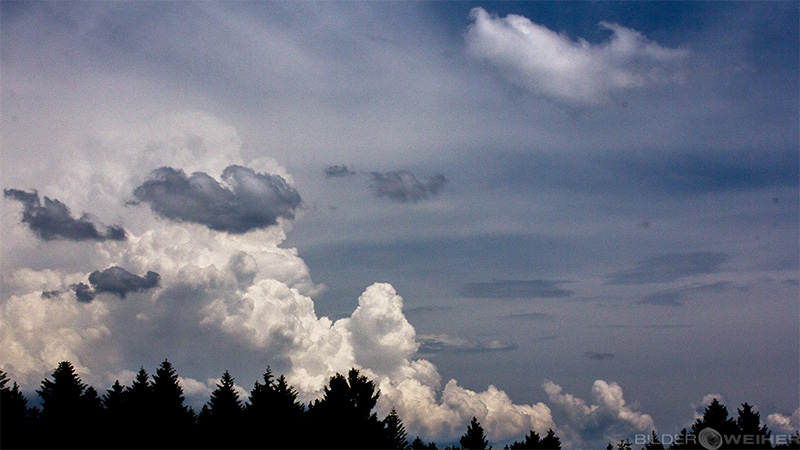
1;1;798;447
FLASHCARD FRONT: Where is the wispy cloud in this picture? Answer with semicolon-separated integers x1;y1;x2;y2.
585;351;615;361
4;189;127;242
368;171;447;203
459;280;573;299
637;281;734;306
606;252;727;285
417;334;518;353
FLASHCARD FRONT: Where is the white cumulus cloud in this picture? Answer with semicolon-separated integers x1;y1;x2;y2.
465;7;688;105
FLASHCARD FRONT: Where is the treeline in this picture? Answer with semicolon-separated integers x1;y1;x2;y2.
2;360;797;450
0;360;561;449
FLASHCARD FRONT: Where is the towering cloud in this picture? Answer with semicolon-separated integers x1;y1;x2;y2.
132;165;301;233
3;189;126;241
368;171;447;203
465;7;688;105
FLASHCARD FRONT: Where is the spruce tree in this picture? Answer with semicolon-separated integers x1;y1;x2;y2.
736;403;771;449
124;367;154;448
152;359;195;448
201;370;244;448
245;367;305;448
383;408;410;449
644;430;665;450
540;429;561;450
37;361;89;448
1;370;36;449
460;416;490;450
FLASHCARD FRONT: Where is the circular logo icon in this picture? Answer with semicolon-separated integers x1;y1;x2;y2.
698;427;723;450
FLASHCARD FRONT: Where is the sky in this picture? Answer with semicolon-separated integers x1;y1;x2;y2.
1;1;798;447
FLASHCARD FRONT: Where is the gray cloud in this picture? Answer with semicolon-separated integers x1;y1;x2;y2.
417;334;518;353
585;351;615;361
324;165;357;178
40;290;61;299
368;171;447;203
606;252;727;285
3;189;127;242
132;165;301;233
459;280;573;299
502;311;555;320
71;266;160;301
637;281;734;307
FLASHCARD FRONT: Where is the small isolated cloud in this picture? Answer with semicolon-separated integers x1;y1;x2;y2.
607;252;727;285
417;334;518;353
368;171;447;203
465;7;688;105
3;189;126;242
459;280;573;299
637;281;734;306
324;165;357;178
502;312;554;321
71;266;160;302
132;165;301;233
585;351;615;361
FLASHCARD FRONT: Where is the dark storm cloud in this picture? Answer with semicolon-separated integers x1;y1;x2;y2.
71;267;160;301
606;252;727;285
417;335;518;353
324;165;357;178
458;280;573;299
368;171;447;203
3;189;127;242
41;290;61;299
71;283;95;303
132;165;302;233
585;351;615;361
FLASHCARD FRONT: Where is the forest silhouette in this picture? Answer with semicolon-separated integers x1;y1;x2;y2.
0;361;797;449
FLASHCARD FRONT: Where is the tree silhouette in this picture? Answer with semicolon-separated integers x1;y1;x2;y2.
643;430;665;450
152;359;195;448
460;416;490;450
308;368;385;448
244;367;305;448
411;436;439;449
1;370;36;449
384;407;410;449
37;361;94;448
200;370;244;448
123;367;155;448
736;403;771;449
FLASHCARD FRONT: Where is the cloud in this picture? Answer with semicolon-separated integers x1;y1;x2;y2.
417;334;518;354
465;7;688;105
3;189;127;242
766;407;800;434
459;280;573;299
501;312;554;321
607;252;727;285
585;351;615;361
543;379;655;446
324;165;357;178
637;281;734;306
69;267;160;302
132;165;301;233
368;171;447;203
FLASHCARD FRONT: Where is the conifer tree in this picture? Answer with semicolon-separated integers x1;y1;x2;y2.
124;367;154;448
383;408;410;449
1;370;36;449
245;367;305;448
540;429;561;450
460;416;490;450
201;370;244;448
736;403;771;449
411;436;438;449
644;430;665;450
37;361;89;448
152;359;195;448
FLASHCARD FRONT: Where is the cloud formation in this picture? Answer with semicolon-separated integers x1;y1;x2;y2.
324;165;357;178
465;7;688;105
70;267;160;302
368;171;447;203
607;252;727;285
417;334;518;354
3;189;126;242
459;280;573;299
132;165;301;233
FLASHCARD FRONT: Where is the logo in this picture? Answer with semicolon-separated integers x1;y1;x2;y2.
698;427;723;450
